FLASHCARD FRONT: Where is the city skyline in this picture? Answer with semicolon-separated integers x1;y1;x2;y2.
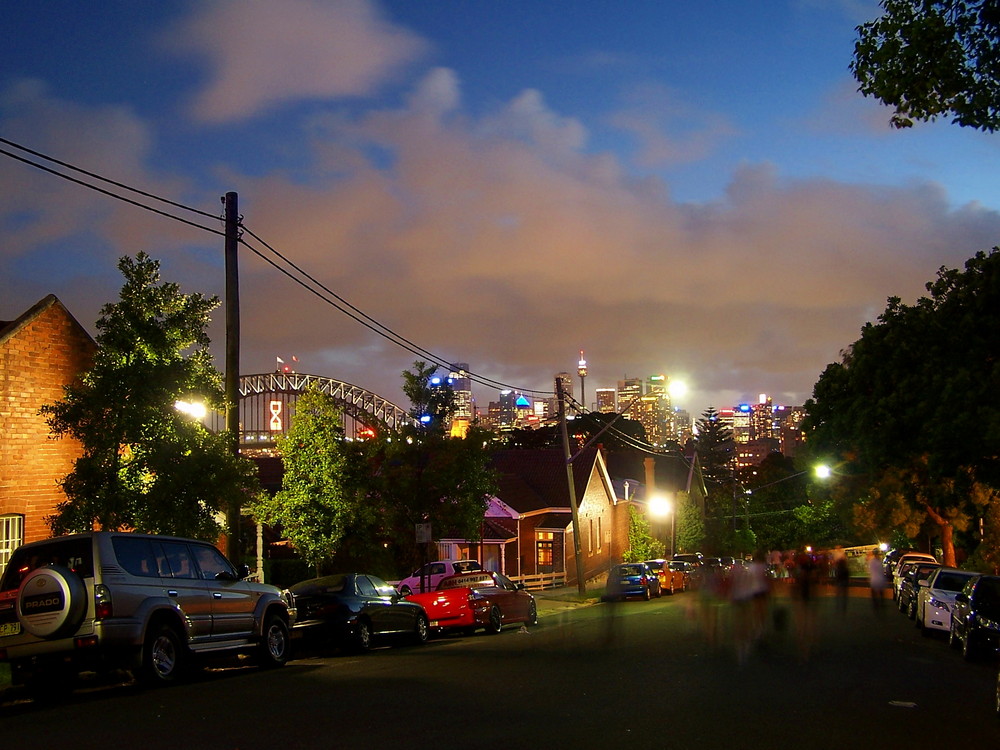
3;1;1000;419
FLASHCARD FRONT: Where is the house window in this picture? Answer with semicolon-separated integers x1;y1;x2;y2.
597;517;602;552
0;514;24;575
536;532;554;570
588;519;595;554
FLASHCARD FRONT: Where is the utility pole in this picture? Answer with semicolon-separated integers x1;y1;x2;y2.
557;376;587;596
224;191;242;566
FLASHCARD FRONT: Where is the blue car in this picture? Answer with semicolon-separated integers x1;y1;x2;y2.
603;563;657;601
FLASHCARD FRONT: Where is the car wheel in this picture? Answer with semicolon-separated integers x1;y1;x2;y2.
258;614;290;668
412;613;429;645
949;622;961;650
669;579;675;595
355;620;373;652
897;596;906;613
643;586;651;601
139;623;185;686
527;599;538;626
485;606;502;634
907;598;916;620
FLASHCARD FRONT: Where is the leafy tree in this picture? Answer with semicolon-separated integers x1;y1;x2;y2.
674;491;706;554
402;360;457;432
804;249;1000;565
248;386;352;572
357;363;497;573
622;505;666;562
852;0;1000;130
42;252;260;539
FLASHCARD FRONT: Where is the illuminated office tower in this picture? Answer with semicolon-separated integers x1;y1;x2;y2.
596;388;616;413
617;377;643;419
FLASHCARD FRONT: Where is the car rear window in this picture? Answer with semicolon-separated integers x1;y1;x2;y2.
0;537;94;590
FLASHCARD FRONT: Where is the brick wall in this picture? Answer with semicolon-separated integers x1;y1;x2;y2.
0;296;95;544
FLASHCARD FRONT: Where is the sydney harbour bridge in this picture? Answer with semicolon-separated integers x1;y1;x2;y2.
206;372;413;451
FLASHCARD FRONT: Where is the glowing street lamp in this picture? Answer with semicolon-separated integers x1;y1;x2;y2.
174;399;207;420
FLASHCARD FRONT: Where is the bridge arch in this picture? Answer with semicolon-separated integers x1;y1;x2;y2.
228;372;413;451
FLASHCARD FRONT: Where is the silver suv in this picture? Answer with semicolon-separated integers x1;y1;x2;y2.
0;532;292;695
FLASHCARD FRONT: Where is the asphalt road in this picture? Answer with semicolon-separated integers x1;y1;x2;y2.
2;589;997;748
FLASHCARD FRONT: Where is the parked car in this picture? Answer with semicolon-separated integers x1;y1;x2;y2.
949;574;1000;661
891;552;938;599
897;562;941;619
672;553;705;587
915;567;979;636
0;532;292;696
396;560;482;595
287;573;429;652
644;559;686;594
404;570;537;634
603;563;657;601
669;560;695;590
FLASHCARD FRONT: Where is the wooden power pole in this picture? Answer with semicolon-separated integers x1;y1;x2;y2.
557;376;587;596
224;191;242;565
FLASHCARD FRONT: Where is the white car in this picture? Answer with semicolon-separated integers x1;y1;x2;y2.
891;552;937;599
915;567;979;635
396;559;482;595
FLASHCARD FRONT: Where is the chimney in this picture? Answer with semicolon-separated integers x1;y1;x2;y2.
644;456;655;493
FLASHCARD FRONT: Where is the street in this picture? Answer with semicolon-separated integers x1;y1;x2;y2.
2;589;997;748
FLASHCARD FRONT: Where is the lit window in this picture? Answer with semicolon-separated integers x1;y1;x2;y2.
0;514;25;575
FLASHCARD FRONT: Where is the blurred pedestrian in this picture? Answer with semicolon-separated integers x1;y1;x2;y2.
867;550;887;613
792;549;818;662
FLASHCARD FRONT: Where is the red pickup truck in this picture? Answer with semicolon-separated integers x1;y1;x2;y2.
404;570;537;635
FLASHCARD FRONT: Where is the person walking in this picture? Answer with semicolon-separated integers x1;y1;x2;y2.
867;550;887;613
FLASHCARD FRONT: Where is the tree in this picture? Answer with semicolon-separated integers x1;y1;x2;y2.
674;491;706;554
692;407;734;484
402;360;457;433
42;252;260;539
852;0;1000;130
248;386;352;572
804;249;1000;565
622;505;666;563
360;363;497;572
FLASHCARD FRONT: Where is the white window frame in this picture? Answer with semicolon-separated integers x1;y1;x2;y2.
0;514;25;576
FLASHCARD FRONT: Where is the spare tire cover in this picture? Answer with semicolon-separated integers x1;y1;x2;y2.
16;565;88;639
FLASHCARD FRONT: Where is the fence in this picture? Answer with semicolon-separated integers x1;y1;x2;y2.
511;572;566;590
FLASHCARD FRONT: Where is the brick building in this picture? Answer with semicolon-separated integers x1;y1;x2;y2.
1;295;96;568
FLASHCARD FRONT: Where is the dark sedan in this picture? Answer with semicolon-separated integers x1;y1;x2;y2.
950;574;1000;661
287;573;429;653
603;563;657;601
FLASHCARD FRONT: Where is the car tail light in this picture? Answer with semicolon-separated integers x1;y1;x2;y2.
94;584;112;620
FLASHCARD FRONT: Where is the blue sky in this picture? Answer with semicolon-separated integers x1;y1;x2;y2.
3;0;1000;419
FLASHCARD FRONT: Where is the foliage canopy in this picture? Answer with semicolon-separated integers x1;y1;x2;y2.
42;252;260;540
852;0;1000;131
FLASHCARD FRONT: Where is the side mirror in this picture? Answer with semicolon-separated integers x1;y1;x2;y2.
917;579;930;588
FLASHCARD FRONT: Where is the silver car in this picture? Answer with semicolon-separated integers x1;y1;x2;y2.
0;531;292;697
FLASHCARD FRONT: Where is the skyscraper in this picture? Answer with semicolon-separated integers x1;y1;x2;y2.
596;388;616;413
617;377;643;419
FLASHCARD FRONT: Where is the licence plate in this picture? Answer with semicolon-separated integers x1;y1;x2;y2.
0;621;21;637
430;620;440;628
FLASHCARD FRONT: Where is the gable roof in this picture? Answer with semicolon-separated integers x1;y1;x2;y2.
0;294;95;348
490;447;602;514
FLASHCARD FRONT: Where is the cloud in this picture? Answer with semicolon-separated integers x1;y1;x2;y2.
3;66;999;420
164;0;429;123
607;82;739;167
215;71;1000;415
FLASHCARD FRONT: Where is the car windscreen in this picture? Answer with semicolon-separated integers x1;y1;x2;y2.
0;537;94;590
934;572;973;591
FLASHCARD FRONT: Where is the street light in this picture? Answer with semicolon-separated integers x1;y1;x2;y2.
174;399;207;420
